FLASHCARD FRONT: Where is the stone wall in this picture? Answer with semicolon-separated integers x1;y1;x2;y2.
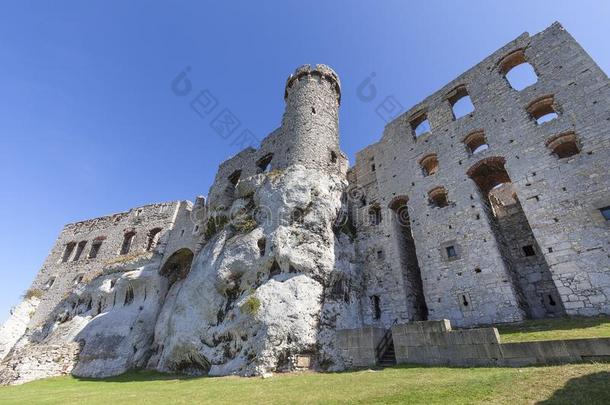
350;22;610;328
335;327;386;368
207;65;348;212
1;22;608;384
28;201;184;327
391;319;610;367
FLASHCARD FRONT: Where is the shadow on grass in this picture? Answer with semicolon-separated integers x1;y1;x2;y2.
538;371;610;405
74;370;210;383
74;364;425;383
76;362;597;383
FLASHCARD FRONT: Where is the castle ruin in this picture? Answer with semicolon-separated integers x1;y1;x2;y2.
1;22;609;384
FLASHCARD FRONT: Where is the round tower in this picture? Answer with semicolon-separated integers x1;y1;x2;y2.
280;64;342;172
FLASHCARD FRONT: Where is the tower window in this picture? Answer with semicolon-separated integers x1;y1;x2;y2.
330;151;337;163
527;95;559;124
371;163;376;172
546;132;580;159
447;85;475;120
498;49;538;91
419;154;439;176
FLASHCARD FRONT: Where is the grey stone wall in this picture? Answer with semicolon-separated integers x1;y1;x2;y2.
335;327;386;368
391;319;610;367
350;22;610;327
28;201;185;326
5;23;609;376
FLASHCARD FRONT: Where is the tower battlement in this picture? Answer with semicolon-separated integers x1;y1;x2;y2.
284;64;341;104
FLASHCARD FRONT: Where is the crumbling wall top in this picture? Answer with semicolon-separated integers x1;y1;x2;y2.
284;64;341;104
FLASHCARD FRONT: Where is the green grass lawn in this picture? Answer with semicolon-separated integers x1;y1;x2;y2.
0;364;609;404
496;315;610;343
2;316;608;404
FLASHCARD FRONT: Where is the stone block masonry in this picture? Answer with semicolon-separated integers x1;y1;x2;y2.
391;319;610;367
351;22;610;329
1;22;609;384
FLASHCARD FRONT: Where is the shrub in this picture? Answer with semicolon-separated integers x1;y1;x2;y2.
241;295;261;315
267;169;284;181
24;288;44;300
233;216;257;234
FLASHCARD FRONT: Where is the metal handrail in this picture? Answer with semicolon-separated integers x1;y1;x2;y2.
375;319;398;363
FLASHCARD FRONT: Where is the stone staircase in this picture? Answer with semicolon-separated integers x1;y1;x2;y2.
375;327;396;367
378;340;396;366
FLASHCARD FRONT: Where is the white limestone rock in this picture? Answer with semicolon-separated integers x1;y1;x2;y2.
152;165;358;376
0;297;40;361
1;165;361;384
1;260;168;384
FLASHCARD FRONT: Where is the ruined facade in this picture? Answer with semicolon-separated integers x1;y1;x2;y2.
351;22;610;328
1;22;609;384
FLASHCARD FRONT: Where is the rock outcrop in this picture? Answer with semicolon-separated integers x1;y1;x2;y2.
1;164;361;384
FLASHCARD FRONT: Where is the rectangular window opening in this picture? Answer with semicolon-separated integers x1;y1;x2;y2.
446;245;457;258
522;245;536;257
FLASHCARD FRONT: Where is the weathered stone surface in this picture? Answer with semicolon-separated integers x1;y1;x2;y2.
1;22;609;385
0;297;39;361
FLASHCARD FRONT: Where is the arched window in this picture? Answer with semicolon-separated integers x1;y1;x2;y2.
409;110;431;138
447;85;475;120
498;49;538;91
463;130;489;155
146;228;163;251
419;154;439;176
527;95;559;124
160;248;195;285
120;231;136;255
428;187;449;208
546;132;580;159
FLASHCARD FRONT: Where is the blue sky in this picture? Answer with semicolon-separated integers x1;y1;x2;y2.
1;1;609;322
